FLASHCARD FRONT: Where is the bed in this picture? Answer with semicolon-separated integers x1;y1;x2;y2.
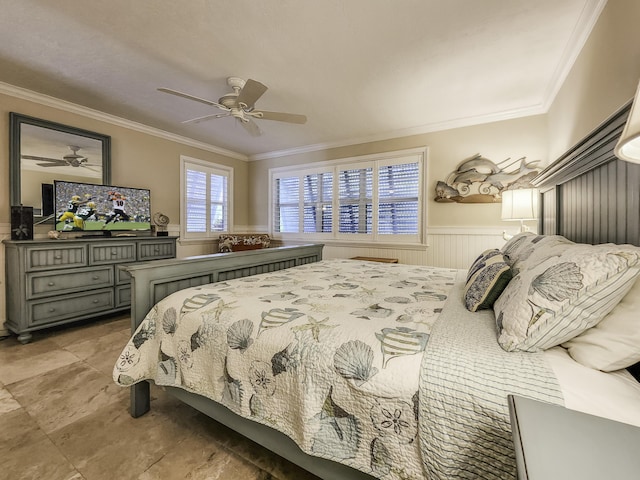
113;101;640;480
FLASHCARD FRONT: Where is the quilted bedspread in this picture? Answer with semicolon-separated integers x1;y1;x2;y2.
113;260;563;479
114;259;457;479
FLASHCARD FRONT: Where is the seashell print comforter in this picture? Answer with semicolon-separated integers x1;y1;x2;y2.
113;259;562;479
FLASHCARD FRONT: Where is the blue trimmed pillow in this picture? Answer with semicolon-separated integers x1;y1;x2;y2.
464;250;512;312
467;249;504;283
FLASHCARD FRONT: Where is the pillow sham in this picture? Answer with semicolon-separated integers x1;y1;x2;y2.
563;277;640;371
501;232;574;275
464;251;512;312
494;242;640;352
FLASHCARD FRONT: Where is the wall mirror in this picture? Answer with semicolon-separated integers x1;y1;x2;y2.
9;113;111;221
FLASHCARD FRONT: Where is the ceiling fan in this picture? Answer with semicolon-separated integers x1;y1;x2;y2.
158;77;307;136
22;145;100;171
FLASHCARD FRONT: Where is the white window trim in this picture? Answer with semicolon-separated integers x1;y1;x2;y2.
180;155;234;241
269;147;428;246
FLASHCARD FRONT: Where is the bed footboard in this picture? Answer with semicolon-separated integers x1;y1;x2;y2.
121;243;324;417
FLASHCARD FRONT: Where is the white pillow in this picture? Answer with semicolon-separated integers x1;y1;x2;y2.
494;242;640;352
563;277;640;371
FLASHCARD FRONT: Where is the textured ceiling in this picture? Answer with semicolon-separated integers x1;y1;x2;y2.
0;1;605;159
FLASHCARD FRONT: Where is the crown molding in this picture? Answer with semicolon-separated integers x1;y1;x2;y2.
541;0;607;111
249;103;546;161
0;82;248;161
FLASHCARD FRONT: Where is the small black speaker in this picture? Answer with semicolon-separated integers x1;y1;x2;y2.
11;206;34;241
42;183;54;217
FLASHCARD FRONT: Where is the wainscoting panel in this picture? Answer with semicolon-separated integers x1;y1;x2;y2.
321;228;506;269
322;245;429;265
425;228;506;269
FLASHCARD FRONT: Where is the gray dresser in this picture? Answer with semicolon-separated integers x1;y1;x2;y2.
3;236;177;343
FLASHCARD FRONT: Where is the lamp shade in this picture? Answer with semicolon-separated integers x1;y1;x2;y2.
501;188;539;221
615;80;640;163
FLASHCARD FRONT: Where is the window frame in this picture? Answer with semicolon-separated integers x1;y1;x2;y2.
180;155;233;241
269;148;427;246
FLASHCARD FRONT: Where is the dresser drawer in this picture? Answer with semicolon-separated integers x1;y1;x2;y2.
89;242;136;264
116;266;132;285
26;245;87;271
28;289;114;327
115;284;131;307
138;240;177;261
27;266;113;299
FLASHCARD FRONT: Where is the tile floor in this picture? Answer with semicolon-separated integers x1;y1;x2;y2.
0;314;320;480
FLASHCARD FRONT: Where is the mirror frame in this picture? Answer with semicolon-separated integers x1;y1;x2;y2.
9;112;112;209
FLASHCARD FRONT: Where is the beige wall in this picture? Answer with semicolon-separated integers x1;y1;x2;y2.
0;92;250;239
248;114;548;231
548;0;640;160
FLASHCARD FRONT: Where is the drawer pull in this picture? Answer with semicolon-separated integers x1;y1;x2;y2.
92;276;100;280
54;255;62;260
48;281;55;286
49;308;56;312
92;299;99;304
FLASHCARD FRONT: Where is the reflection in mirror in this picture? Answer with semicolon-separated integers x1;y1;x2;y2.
9;113;111;221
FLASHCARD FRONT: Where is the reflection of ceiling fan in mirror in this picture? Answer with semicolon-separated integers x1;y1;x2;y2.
158;77;307;136
22;145;101;171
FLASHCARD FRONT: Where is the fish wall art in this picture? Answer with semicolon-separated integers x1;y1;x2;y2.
434;153;540;203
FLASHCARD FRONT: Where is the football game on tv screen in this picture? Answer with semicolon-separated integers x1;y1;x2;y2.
54;180;151;232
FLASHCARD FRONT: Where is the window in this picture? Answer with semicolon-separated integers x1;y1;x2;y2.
271;149;425;244
181;156;233;240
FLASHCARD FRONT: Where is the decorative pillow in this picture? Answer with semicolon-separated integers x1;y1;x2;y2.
218;234;270;253
494;242;640;352
464;251;512;312
563;277;640;371
466;248;505;283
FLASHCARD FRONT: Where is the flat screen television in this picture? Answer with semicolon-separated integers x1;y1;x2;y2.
54;180;151;234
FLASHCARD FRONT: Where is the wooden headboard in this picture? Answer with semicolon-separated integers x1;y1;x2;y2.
533;100;640;247
533;101;640;380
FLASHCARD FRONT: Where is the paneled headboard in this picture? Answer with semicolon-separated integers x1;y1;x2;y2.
533;101;640;380
533;100;640;247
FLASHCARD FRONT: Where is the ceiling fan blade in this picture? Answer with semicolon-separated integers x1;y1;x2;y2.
22;154;61;162
236;79;268;109
239;118;262;137
181;112;231;124
253;110;307;124
37;162;67;167
157;87;227;109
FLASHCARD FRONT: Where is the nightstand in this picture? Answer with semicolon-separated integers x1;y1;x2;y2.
508;395;640;479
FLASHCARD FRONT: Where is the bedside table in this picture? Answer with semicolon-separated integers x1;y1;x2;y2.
508;395;640;479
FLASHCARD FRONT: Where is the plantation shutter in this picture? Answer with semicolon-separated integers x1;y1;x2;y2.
338;167;373;234
181;157;233;239
303;172;333;233
377;162;419;234
275;176;300;233
210;173;228;232
185;168;207;233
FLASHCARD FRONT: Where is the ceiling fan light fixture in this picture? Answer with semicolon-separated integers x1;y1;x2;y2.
158;76;306;136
